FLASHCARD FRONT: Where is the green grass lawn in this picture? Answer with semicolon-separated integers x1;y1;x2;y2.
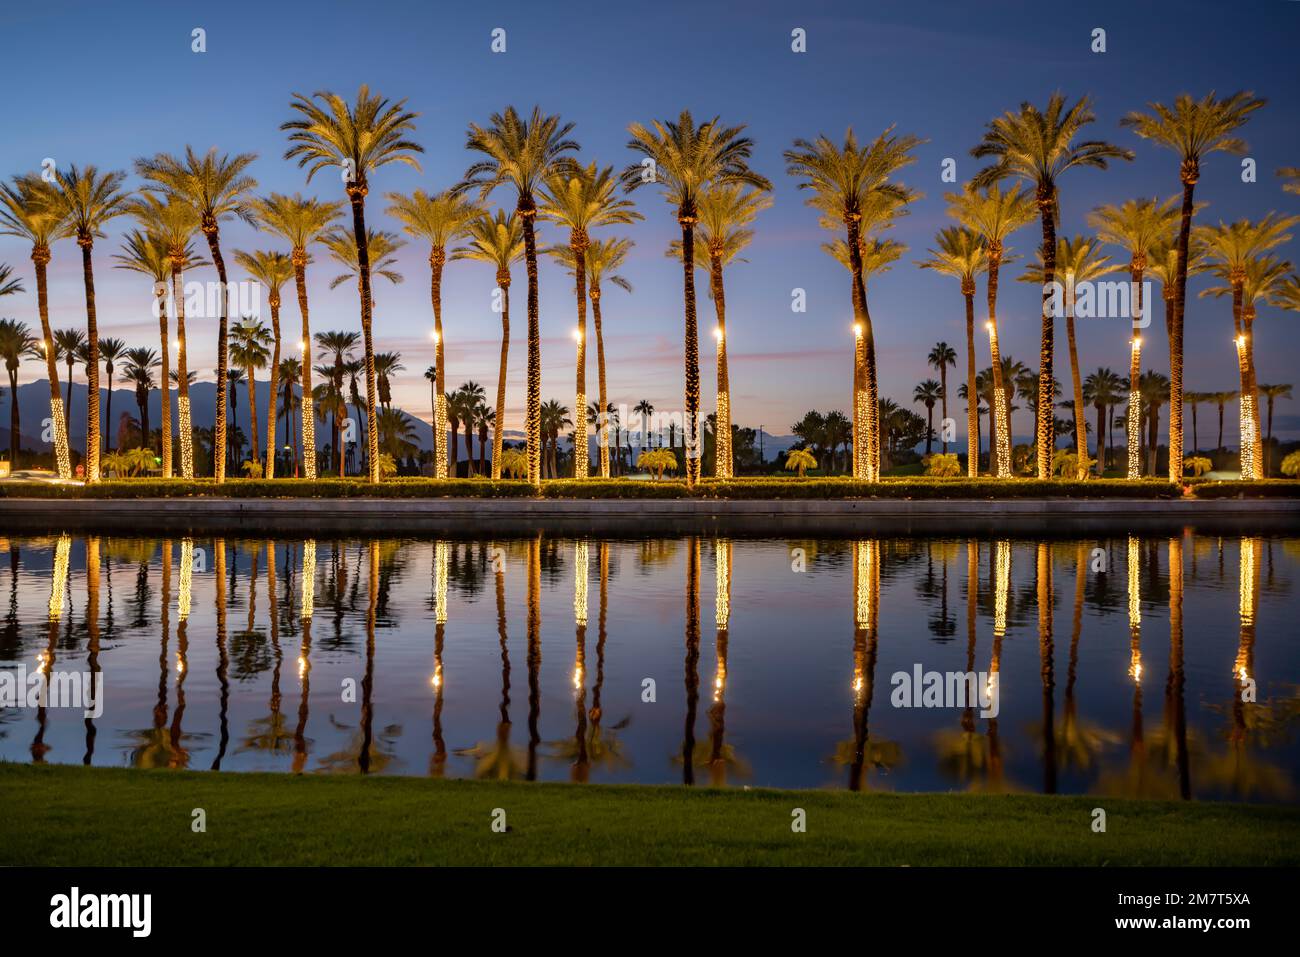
3;763;1296;866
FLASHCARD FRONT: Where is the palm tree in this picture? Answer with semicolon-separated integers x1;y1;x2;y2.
585;238;634;478
373;351;403;413
121;347;159;453
540;163;641;480
946;184;1037;476
0;319;36;465
785;127;919;480
113;229;171;473
53;328;85;440
665;183;769;479
444;389;462;475
973;93;1134;477
453;210;525;478
1198;217;1298;477
0;177;72;477
136;147;258;483
1020;235;1120;478
785;448;817;477
230;319;272;469
1256;383;1291;475
926;342;957;454
634;399;655;451
251;193;343;478
628;111;771;487
385;188;479;477
96;337;126;454
127;191;208;478
0;263;18;298
1084;368;1124;473
919;229;986;475
456;381;486;475
234;250;293;477
226;368;245;472
1212;390;1239;453
283;85;423;483
913;380;942;455
1139;370;1171;475
462;106;579;486
276;357;301;473
1182;390;1206;455
1123;91;1266;480
47;165;131;481
314;331;359;476
476;405;494;475
540;399;571;478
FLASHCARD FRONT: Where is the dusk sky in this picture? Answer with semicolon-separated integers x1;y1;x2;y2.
3;0;1298;441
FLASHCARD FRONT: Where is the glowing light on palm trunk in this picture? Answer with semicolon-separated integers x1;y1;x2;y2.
1127;338;1142;479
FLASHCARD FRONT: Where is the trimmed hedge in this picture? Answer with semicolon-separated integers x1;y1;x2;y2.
2;476;1297;501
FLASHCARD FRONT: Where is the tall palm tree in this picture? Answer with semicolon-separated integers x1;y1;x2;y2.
973;93;1133;477
128;191;207;478
385;188;479;477
113;230;171;473
540;399;571;478
314;331;360;476
234;250;293;477
926;342;957;454
462;106;579;486
1020;235;1119;478
583;237;633;478
0;263;18;298
230;320;272;469
1198;218;1298;477
121;347;159;453
1083;368;1124;473
48;165;131;481
785;127;918;480
283;85;423;483
453;210;525;478
0;319;36;465
96;337;127;454
1257;383;1292;475
665;183;769;479
53;328;85;440
0;177;72;476
913;380;942;455
251;193;343;478
919;228;986;475
947;184;1037;476
540;164;642;480
226;367;245;472
1122;91;1266;480
628;111;772;487
136;147;258;483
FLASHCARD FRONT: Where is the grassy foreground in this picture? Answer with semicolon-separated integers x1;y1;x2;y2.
3;763;1297;866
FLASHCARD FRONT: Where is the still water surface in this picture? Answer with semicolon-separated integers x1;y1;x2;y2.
1;533;1296;801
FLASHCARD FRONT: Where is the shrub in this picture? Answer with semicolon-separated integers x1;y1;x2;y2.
923;453;962;477
1184;456;1213;477
1282;451;1300;478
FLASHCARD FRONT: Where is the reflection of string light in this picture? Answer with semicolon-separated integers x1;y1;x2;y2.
36;650;50;673
48;534;71;620
178;539;193;621
573;541;588;625
713;663;726;703
854;541;874;629
431;662;443;690
993;540;1011;638
1239;536;1256;626
715;540;730;628
1127;536;1141;630
435;541;449;624
301;540;316;620
297;654;308;679
175;652;185;676
572;664;584;691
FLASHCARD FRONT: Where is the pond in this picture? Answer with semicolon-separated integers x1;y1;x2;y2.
0;532;1295;801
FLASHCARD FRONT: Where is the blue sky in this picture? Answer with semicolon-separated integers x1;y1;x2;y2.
2;0;1298;439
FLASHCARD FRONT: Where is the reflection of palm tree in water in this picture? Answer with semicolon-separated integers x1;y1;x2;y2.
526;536;542;781
842;540;892;792
1056;543;1118;775
129;540;181;768
211;539;230;770
239;543;292;757
1037;543;1056;794
681;537;701;785
83;537;101;764
293;540;316;774
571;542;590;782
31;535;71;764
430;540;449;778
985;540;1011;791
936;541;989;786
359;541;379;774
171;539;194;768
1169;536;1190;799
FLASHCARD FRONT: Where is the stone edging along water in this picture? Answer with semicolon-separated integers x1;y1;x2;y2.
1;497;1297;536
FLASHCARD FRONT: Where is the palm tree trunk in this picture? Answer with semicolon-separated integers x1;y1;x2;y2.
710;254;732;479
465;418;475;476
346;190;381;483
293;254;316;479
1242;311;1263;478
1035;195;1057;480
964;289;978;477
6;365;18;465
103;361;114;455
1168;171;1196;482
1065;303;1086;479
33;252;70;478
571;231;589;480
1095;404;1106;476
64;357;73;437
986;248;1011;478
1217;402;1225;453
591;283;609;478
492;280;510;480
79;239;102;482
679;211;701;487
246;368;259;471
431;247;448;479
171;263;194;478
137;393;149;451
264;295;281;479
846;217;870;479
448;412;459;475
938;362;949;455
203;227;231;484
520;197;542;487
1265;395;1275;476
1190;402;1198;456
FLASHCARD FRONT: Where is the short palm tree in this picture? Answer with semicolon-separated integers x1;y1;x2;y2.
919;227;986;475
540;163;641;479
230;319;273;468
0;318;36;465
127;191;207;477
539;398;571;478
53;327;85;438
452;209;525;478
973;93;1134;477
136;147;258;483
628;111;772;487
0;177;71;476
234;250;293;477
927;342;957;454
785;126;919;480
97;337;127;454
455;381;487;474
1197;215;1298;476
785;447;818;478
47;165;131;481
665;183;769;479
946;183;1037;476
314;330;360;476
276;356;302;471
385;188;479;477
913;380;942;455
250;193;343;478
121;347;159;453
1083;368;1124;473
1123;91;1266;479
283;85;423;483
462;106;579;486
1019;235;1119;478
373;351;402;413
1181;390;1207;455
